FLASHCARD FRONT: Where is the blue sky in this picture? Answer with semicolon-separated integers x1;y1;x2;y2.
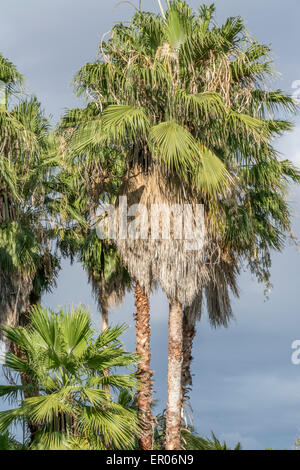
1;0;300;450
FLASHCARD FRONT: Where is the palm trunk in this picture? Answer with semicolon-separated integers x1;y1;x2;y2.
134;282;153;450
165;300;183;450
101;307;109;331
181;308;196;409
16;344;40;444
0;272;33;332
17;293;41;444
101;305;110;393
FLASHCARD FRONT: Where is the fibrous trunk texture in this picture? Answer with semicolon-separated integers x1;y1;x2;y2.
14;296;40;444
181;308;196;408
101;306;109;331
15;344;40;443
101;305;110;393
19;295;41;443
115;167;211;305
165;300;183;450
0;272;33;334
134;282;153;450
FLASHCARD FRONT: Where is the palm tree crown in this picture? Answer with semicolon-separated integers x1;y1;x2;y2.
71;1;300;307
0;305;139;450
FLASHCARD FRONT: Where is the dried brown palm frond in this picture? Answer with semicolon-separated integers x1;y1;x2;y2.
88;269;127;326
183;255;239;327
181;252;239;399
114;165;225;307
205;255;240;328
181;297;200;404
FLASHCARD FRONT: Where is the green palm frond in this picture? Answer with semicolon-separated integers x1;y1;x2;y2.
165;6;190;50
0;306;140;450
176;89;225;118
102;105;150;143
150;120;198;175
0;408;25;434
251;89;298;116
195;144;231;194
94;323;129;348
181;429;242;450
227;111;270;142
0;223;43;273
0;53;23;97
0;385;25;401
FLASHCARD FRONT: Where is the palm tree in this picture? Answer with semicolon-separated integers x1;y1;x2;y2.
70;3;228;449
66;0;299;449
0;53;57;331
56;105;129;330
0;53;68;338
57;106;154;449
0;305;140;450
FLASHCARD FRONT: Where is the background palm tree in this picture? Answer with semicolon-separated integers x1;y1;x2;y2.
0;54;59;332
57;106;154;449
56;105;129;328
57;0;300;449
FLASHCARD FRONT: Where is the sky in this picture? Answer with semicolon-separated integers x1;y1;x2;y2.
1;0;300;450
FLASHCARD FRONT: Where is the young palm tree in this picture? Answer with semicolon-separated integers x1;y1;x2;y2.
65;1;300;449
0;305;139;450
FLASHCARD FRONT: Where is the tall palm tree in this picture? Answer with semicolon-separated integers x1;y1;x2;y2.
57;106;155;449
56;105;129;329
66;0;299;449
